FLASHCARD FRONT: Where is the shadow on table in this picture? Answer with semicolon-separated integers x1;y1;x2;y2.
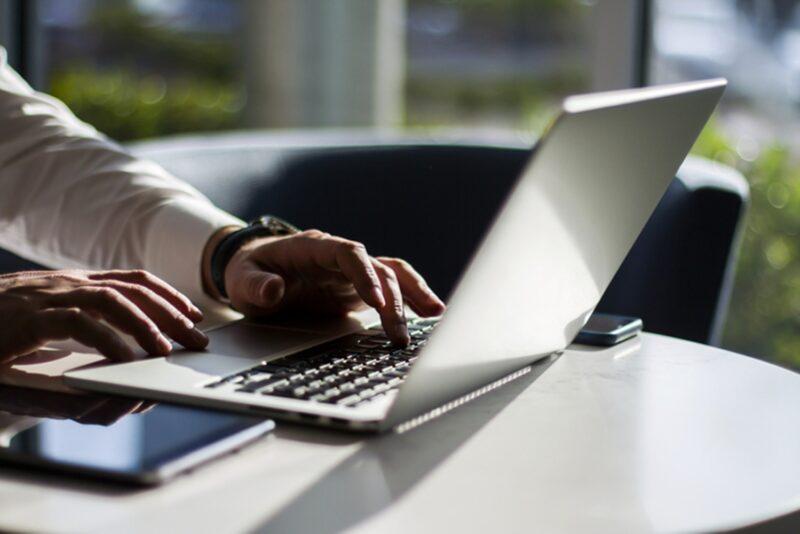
255;355;558;533
726;511;800;533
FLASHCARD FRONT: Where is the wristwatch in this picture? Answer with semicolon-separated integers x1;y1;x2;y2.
210;215;300;299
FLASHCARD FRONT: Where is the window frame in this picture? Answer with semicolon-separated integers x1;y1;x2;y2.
0;0;44;87
2;1;651;107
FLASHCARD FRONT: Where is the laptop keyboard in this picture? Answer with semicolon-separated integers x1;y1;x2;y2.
205;317;439;407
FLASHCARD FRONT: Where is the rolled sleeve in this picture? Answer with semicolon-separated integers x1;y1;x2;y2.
0;46;252;321
144;197;244;309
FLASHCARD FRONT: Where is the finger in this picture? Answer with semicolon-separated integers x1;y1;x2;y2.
94;281;208;351
333;241;386;309
45;287;173;356
376;257;446;317
88;270;204;323
371;260;410;346
262;232;387;310
251;231;387;312
228;259;286;317
31;308;136;361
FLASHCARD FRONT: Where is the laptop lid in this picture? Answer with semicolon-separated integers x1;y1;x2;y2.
384;79;727;428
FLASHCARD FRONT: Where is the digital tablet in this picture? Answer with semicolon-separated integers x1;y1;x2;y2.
0;387;274;486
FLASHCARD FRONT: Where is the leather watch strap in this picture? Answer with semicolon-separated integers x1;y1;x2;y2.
210;216;299;299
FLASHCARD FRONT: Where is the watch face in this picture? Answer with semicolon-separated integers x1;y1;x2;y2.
258;216;299;235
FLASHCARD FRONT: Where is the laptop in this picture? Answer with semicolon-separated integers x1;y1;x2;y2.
66;79;727;432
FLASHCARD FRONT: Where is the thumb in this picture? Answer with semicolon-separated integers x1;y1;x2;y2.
229;261;286;315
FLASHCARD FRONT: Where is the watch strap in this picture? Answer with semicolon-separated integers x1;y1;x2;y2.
210;216;299;299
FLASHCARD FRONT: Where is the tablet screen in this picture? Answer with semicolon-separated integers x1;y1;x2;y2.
0;387;272;482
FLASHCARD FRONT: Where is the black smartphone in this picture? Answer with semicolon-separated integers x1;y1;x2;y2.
574;313;643;346
0;389;274;486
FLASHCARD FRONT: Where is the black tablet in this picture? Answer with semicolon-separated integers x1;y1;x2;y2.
0;387;274;486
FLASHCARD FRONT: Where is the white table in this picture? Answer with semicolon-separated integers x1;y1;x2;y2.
2;333;800;533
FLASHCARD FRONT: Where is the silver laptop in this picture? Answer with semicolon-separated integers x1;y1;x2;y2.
66;79;727;432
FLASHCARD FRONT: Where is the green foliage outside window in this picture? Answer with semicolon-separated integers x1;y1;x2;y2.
49;67;242;141
692;123;800;367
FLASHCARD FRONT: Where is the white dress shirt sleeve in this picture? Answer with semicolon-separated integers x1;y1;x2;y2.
0;48;244;309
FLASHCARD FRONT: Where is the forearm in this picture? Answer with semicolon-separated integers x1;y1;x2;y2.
0;48;243;305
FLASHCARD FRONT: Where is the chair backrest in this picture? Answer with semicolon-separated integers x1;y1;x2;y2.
0;132;748;345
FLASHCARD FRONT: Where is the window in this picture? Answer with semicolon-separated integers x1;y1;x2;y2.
650;0;800;366
30;0;605;143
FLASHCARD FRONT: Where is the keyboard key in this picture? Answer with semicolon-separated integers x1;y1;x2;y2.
212;318;440;399
387;377;403;388
338;394;361;406
246;372;272;382
236;383;265;393
373;383;391;394
256;363;293;374
267;386;297;398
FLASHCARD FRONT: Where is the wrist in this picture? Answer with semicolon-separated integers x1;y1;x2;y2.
202;225;242;301
204;216;301;301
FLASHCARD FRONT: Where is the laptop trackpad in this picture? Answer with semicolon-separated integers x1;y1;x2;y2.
202;322;331;361
204;309;380;358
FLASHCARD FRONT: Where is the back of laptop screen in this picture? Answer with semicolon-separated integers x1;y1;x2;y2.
385;80;725;426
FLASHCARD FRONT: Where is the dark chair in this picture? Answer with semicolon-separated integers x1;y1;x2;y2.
0;131;748;345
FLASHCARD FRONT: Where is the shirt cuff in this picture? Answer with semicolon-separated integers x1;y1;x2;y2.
143;196;244;321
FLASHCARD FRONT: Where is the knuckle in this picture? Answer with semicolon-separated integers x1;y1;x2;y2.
302;229;325;239
127;269;151;282
383;257;410;269
383;267;399;284
92;286;119;300
340;240;366;254
111;280;148;298
372;261;392;276
81;287;122;306
62;307;85;323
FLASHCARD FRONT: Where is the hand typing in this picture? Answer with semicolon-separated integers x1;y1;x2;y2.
216;230;446;345
0;270;208;364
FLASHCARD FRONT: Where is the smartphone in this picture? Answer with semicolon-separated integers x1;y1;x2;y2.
0;392;274;486
574;313;643;346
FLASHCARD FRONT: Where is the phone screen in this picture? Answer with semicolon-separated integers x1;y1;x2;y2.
0;389;272;484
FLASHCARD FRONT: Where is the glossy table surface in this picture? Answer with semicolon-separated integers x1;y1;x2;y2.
1;333;800;533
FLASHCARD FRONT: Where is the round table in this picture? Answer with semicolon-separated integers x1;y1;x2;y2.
1;333;800;533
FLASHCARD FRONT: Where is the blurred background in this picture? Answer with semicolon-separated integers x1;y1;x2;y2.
1;0;800;368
